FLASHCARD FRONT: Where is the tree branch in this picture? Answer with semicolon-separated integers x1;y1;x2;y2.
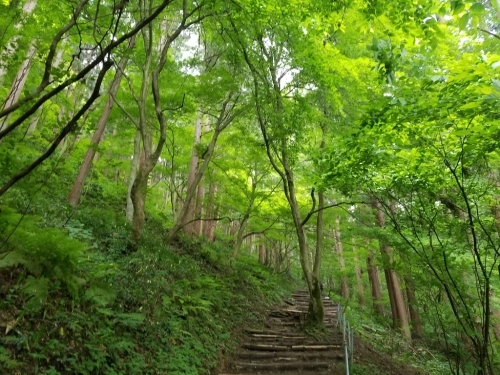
479;28;500;40
0;60;113;196
300;188;316;227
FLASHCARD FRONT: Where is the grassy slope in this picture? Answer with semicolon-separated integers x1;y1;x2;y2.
0;203;295;374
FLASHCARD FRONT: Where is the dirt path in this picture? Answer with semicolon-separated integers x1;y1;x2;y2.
218;290;345;374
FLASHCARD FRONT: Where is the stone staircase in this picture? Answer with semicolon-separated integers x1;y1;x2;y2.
219;290;345;374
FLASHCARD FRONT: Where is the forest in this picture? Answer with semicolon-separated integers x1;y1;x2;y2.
1;0;500;374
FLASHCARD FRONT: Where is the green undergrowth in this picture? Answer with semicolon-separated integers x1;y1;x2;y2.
344;306;452;375
0;204;294;374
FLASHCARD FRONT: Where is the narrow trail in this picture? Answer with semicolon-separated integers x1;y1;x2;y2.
219;290;345;374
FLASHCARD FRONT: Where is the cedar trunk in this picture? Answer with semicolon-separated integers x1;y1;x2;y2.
374;200;411;341
352;239;365;306
404;276;424;338
366;246;384;315
334;217;349;300
68;36;135;206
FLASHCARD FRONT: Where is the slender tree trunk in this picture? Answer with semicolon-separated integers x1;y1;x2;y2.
207;188;218;241
203;181;217;238
0;0;38;85
193;183;204;235
312;124;326;307
374;200;411;341
334;217;349;299
366;244;384;315
489;205;500;342
0;42;36;130
242;36;323;324
131;161;154;243
126;130;142;222
284;167;323;324
314;189;324;286
167;94;236;242
352;238;365;306
183;111;203;236
68;36;135;206
233;176;257;258
491;290;500;342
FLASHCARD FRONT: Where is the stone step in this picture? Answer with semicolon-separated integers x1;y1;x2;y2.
237;350;343;361
242;343;341;351
244;329;306;336
233;360;330;371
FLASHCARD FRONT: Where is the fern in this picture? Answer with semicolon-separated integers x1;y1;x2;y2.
0;207;88;305
22;276;49;312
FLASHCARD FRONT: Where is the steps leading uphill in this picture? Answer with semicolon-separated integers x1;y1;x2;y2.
220;290;345;375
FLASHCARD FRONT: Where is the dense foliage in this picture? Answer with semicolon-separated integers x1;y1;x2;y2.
1;0;500;374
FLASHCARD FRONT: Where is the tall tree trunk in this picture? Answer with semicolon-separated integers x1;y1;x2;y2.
314;188;324;289
404;276;424;338
68;36;135;206
126;130;142;222
366;242;384;315
491;290;500;342
0;0;38;85
193;183;205;235
313;124;326;307
258;235;266;264
334;217;349;299
374;200;411;341
131;160;154;243
233;176;257;258
241;34;323;324
352;238;365;306
128;1;207;245
167;93;237;242
0;42;36;130
282;165;323;324
489;204;500;342
203;180;217;239
183;111;203;236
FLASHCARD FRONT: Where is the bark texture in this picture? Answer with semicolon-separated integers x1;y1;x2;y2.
68;37;135;206
352;239;365;306
404;276;424;338
0;0;38;84
126;130;142;222
334;217;349;299
183;111;203;236
167;93;238;242
366;245;384;315
374;200;411;341
233;175;257;258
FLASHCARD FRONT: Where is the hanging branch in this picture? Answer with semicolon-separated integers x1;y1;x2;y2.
301;200;366;227
0;0;176;140
242;216;281;240
0;60;113;196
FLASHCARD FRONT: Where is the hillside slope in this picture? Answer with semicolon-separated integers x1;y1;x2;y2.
0;206;295;374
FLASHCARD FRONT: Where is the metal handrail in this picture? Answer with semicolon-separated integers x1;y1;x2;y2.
337;303;354;375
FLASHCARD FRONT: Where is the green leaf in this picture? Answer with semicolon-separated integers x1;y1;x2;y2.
453;1;465;15
459;101;481;110
459;13;469;30
492;79;500;92
469;3;485;14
